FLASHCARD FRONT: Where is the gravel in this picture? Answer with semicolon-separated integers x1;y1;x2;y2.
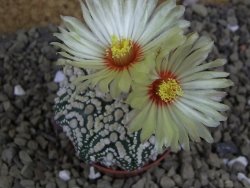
0;0;250;188
191;4;208;17
131;177;146;188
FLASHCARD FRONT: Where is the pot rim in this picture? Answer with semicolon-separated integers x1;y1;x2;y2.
88;149;170;177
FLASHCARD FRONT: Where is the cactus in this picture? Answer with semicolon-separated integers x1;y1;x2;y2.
54;66;161;171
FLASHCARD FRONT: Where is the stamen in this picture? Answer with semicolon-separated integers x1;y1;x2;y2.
104;35;143;71
110;36;132;60
157;79;183;103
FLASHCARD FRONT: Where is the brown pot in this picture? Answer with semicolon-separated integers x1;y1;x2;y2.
83;150;170;178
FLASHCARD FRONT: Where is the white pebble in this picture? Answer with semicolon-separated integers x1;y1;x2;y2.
227;24;239;32
88;167;101;180
228;156;248;168
59;170;71;181
237;173;250;185
54;71;65;83
14;85;25;96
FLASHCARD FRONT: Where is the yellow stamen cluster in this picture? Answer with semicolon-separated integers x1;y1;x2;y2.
110;35;132;60
157;79;183;103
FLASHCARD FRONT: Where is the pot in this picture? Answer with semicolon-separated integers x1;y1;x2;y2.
84;150;170;178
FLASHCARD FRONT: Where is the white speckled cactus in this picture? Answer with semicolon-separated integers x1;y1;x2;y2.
54;66;161;170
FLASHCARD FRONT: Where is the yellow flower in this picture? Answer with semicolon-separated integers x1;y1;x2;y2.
127;33;233;152
52;0;189;97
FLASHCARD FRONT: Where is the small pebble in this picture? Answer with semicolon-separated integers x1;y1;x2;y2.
227;24;239;32
9;166;20;178
56;178;67;188
59;170;71;181
46;182;56;188
183;0;198;6
21;164;34;179
208;153;221;168
228;156;248;168
216;142;238;156
191;4;208;17
1;147;16;164
112;179;125;188
27;140;38;150
36;136;48;149
237;173;250;186
160;176;175;188
132;177;146;188
47;82;58;92
181;163;194;180
14;85;26;96
14;137;27;147
20;180;35;188
1;163;9;176
19;150;32;165
97;179;112;188
54;71;65;83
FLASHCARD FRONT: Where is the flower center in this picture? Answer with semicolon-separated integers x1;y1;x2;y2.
157;79;183;103
148;71;183;106
111;36;132;60
105;35;143;71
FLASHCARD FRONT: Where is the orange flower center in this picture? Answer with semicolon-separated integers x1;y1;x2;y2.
148;71;183;106
105;35;143;71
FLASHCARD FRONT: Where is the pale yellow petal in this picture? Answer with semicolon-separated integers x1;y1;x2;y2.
196;124;213;143
183;93;229;111
155;109;168;151
132;60;151;73
155;106;174;151
118;70;132;93
163;107;180;152
129;66;152;84
98;71;117;93
128;102;152;132
176;100;220;127
181;71;230;83
110;77;120;98
127;95;148;109
172;104;201;142
167;33;199;71
157;27;186;62
140;104;157;142
179;59;227;79
180;98;227;122
168;107;190;151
